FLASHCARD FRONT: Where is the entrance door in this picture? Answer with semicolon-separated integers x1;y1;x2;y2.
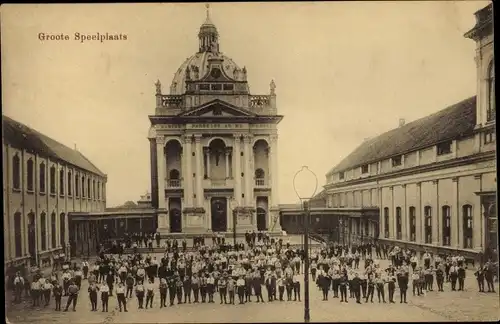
170;209;182;233
257;207;267;231
211;198;227;232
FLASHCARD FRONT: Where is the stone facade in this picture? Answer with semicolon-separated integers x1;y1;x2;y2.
3;118;107;268
149;9;283;235
323;4;495;255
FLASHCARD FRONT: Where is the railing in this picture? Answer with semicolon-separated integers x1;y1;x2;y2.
249;95;270;108
167;179;181;188
161;95;183;108
255;178;266;186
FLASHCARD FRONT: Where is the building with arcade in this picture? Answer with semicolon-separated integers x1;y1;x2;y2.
148;8;283;236
318;3;495;259
3;116;108;269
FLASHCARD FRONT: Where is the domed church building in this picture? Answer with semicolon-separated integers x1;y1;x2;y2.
149;6;283;236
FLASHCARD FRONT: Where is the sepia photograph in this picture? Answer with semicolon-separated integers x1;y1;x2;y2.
1;2;497;323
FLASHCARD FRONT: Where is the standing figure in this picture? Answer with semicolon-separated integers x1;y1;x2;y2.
64;280;79;312
53;282;63;311
116;282;128;312
88;282;99;311
100;283;110;312
135;281;145;309
145;280;154;309
159;278;168;308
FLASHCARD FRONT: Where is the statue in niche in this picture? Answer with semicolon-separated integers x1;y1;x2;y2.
215;151;221;166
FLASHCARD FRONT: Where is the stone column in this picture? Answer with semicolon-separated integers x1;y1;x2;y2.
269;135;280;230
182;135;193;207
233;134;242;205
204;148;210;179
225;149;230;178
194;134;204;207
156;137;166;209
243;134;254;206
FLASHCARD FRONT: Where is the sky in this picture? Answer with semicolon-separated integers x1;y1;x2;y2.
1;1;490;207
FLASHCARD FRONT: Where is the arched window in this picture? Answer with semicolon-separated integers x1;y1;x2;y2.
12;154;21;190
396;207;402;240
27;159;34;191
409;206;416;241
75;174;79;197
49;166;56;194
81;176;86;198
487;61;495;121
87;178;91;198
442;205;451;246
59;169;64;195
67;171;72;196
59;213;66;246
40;212;47;251
463;205;473;249
169;169;180;180
424;206;432;244
51;212;57;248
39;162;46;193
384;207;389;238
255;168;265;179
14;212;22;257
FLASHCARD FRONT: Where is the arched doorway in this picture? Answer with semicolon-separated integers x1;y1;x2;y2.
27;213;36;265
211;198;227;232
169;208;182;233
257;207;267;231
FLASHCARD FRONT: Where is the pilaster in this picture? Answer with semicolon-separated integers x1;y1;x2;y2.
194;134;203;207
233;134;242;205
415;182;422;244
224;149;231;179
452;177;460;248
156;136;166;209
473;174;483;249
243;134;253;206
402;184;408;241
432;180;439;245
182;135;194;207
390;186;395;239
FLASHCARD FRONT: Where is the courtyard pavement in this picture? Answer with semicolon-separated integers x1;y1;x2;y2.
5;255;499;323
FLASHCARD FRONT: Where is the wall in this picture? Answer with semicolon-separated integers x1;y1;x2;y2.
3;143;106;265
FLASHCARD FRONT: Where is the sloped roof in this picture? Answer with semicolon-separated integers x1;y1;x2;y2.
2;115;106;177
327;96;477;175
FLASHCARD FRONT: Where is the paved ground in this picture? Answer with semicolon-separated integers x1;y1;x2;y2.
5;255;499;323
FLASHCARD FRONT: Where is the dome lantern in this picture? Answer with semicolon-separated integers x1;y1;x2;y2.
198;4;219;54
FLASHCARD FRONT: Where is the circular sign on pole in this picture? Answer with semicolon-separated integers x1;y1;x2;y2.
292;166;318;200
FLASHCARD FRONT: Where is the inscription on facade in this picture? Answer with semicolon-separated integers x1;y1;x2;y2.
187;124;246;129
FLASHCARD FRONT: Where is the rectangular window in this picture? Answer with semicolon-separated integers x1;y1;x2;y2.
75;174;79;197
67;172;72;196
223;84;234;91
361;165;369;174
59;169;64;196
437;141;452;155
484;130;496;144
339;172;345;180
199;84;210;91
391;155;402;167
27;160;34;192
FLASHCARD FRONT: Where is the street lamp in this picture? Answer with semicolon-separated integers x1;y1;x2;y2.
292;166;318;324
230;199;239;247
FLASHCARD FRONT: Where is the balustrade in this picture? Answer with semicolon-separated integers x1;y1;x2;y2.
249;95;270;108
255;178;266;186
161;95;183;108
167;179;181;188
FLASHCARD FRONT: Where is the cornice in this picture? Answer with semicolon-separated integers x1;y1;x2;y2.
324;151;495;190
149;115;284;125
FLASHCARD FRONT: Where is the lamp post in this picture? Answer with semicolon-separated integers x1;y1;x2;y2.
292;166;318;324
230;199;239;247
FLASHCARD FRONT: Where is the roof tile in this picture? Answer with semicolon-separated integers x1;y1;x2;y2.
327;96;477;175
2;115;106;177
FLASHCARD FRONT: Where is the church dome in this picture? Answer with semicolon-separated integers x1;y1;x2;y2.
169;52;241;95
168;4;243;95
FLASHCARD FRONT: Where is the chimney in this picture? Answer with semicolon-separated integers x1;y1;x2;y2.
399;118;406;127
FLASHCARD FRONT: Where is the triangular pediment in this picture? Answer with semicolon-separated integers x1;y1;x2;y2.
178;99;257;117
